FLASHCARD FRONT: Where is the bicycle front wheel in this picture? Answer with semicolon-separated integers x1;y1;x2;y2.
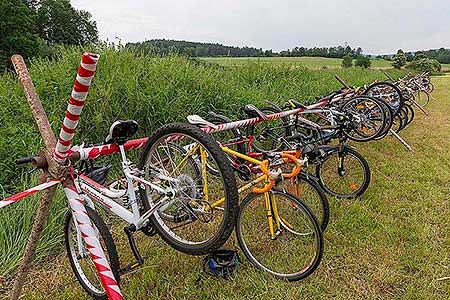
139;123;239;255
64;206;120;300
236;188;323;281
316;146;371;199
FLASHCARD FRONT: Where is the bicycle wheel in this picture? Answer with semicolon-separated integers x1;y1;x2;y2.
414;90;430;107
65;206;120;300
427;82;435;93
341;96;387;142
373;99;394;140
363;81;404;116
316;146;370;199
404;103;415;126
236;188;323;281
248;106;292;153
139;123;238;255
276;171;330;231
391;113;403;133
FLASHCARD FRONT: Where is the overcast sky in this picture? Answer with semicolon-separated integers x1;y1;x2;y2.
71;0;450;55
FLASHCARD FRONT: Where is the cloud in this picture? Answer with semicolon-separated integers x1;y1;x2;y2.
72;0;450;54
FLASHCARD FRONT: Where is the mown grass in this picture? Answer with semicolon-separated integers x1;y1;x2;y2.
202;56;393;69
2;47;448;299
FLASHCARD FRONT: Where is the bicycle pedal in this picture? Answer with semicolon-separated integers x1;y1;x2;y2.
119;261;143;275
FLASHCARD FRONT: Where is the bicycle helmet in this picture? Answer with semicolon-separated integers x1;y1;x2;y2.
203;249;239;278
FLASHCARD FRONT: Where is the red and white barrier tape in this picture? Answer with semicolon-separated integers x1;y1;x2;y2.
0;179;61;209
53;53;99;165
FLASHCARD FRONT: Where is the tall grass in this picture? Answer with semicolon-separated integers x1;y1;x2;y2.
0;47;404;278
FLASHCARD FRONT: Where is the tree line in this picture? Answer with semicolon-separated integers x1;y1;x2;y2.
126;40;365;59
0;0;98;69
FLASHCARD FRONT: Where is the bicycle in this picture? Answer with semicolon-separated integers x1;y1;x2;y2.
187;114;324;280
204;102;371;199
8;121;239;299
188;113;330;231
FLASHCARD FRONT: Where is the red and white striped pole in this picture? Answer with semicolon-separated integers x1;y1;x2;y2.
53;52;99;165
55;53;124;299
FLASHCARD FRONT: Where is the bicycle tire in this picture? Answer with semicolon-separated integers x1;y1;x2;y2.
139;123;239;255
236;188;323;281
276;171;330;231
363;81;404;116
64;206;120;300
316;146;371;199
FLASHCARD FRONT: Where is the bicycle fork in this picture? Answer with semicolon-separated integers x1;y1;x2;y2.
264;192;282;240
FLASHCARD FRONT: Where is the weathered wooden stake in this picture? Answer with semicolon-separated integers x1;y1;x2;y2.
9;56;66;300
9;54;123;300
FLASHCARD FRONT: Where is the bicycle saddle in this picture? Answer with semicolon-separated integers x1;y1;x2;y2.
186;115;218;129
243;104;269;120
105;120;138;145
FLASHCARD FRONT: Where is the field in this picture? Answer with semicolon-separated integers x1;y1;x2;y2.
202;56;393;69
0;48;449;299
203;56;450;71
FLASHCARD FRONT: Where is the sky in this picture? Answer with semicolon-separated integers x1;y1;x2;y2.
71;0;450;55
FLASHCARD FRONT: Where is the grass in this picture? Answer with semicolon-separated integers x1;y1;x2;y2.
1;47;449;299
202;56;393;69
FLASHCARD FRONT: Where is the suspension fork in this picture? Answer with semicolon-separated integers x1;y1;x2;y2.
337;141;347;176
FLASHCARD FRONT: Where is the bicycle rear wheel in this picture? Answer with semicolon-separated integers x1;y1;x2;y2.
139;123;239;255
236;188;323;281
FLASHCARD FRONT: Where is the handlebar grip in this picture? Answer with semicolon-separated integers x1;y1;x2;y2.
281;153;302;178
282;166;301;179
335;75;350;89
16;157;33;165
253;179;275;194
259;160;270;176
253;160;275;193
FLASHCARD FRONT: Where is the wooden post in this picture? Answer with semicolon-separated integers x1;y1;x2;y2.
9;56;66;300
9;55;123;300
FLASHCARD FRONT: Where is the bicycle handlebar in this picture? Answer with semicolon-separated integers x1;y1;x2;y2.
16;157;34;165
280;153;302;179
252;160;275;193
252;153;304;193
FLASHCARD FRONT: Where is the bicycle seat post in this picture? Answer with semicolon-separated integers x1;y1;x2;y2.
118;144;140;223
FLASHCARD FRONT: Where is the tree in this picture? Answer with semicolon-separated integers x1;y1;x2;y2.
0;0;40;69
354;56;371;68
342;54;353;68
413;52;426;61
392;49;407;69
35;0;99;45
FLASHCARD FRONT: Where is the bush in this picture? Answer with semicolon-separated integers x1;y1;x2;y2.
407;58;441;73
342;54;353;68
354;56;371;68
